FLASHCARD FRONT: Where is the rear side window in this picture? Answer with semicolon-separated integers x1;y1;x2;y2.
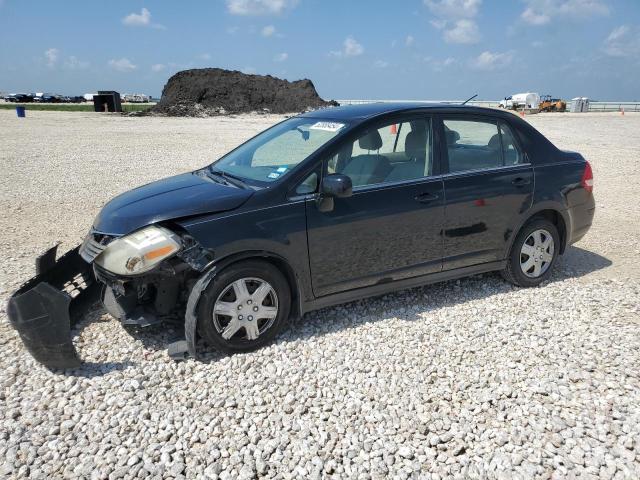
444;119;502;173
499;122;524;165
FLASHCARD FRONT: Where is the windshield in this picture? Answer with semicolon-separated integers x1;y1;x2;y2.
210;117;347;183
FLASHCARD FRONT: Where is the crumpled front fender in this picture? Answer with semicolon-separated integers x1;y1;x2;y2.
168;266;218;361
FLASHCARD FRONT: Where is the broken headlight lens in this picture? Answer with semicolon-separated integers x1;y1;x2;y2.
94;226;181;276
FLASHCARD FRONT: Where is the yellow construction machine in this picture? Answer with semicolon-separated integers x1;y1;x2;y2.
539;95;567;112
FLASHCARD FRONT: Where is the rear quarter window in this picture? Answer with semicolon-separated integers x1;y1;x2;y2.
499;122;524;165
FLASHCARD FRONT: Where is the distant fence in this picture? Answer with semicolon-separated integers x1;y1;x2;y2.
588;102;640;112
337;99;499;108
337;99;640;112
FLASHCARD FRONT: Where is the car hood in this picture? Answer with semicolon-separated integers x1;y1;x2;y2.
92;172;253;235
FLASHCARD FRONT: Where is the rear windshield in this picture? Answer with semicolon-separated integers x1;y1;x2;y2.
211;117;348;183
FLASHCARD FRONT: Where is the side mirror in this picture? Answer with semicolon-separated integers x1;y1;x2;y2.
317;174;352;213
321;174;353;198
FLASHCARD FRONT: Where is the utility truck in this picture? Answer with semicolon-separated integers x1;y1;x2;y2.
499;93;540;110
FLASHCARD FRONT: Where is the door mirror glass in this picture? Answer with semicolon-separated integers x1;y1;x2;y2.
321;174;353;198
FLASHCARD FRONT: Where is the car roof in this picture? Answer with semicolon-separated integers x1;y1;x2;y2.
300;102;513;123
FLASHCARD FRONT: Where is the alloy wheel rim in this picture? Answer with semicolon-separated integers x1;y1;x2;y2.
520;229;554;278
213;277;279;341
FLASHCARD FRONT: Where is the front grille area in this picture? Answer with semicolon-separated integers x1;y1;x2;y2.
79;231;116;263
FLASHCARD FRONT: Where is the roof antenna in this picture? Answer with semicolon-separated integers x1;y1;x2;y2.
461;94;478;105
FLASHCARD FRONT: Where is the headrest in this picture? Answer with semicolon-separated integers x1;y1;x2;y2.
488;134;501;150
359;130;383;150
445;129;460;145
405;131;426;161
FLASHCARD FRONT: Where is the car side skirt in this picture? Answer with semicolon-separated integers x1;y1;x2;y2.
302;260;506;314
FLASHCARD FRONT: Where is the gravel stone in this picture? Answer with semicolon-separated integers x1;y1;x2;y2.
1;111;639;479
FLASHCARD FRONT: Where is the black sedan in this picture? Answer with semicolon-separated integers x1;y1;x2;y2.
4;93;34;103
8;103;595;368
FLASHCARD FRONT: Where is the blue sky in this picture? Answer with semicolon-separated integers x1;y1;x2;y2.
1;0;639;100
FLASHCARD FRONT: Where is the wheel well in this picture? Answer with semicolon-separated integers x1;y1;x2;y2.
530;209;567;254
216;253;302;320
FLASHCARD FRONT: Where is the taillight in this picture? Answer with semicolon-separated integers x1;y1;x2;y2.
581;161;593;193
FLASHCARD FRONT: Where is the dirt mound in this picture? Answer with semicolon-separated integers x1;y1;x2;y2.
152;68;337;116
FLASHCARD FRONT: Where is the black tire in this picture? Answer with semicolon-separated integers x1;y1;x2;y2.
501;218;560;287
197;260;291;354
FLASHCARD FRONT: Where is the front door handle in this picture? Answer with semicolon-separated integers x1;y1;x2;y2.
414;192;439;203
512;177;531;187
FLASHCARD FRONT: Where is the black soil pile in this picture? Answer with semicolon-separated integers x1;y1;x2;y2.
152;68;338;116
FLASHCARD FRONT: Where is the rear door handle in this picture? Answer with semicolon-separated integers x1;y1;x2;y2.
512;177;531;187
414;192;439;203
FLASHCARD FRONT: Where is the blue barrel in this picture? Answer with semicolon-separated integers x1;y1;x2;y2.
16;106;26;118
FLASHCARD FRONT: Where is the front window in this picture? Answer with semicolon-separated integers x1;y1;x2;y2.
211;117;347;184
330;117;433;188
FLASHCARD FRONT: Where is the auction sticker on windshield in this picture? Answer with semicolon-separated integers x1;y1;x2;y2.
310;121;345;132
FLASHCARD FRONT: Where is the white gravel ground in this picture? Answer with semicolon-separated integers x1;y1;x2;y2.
1;110;639;479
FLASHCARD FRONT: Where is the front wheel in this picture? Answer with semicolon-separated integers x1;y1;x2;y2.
502;219;560;287
197;260;291;353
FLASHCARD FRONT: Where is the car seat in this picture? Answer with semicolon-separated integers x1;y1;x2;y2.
342;131;391;186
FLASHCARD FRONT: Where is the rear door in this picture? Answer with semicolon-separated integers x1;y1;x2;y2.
439;115;533;269
305;115;445;297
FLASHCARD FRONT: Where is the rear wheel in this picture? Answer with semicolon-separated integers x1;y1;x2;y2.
197;260;291;353
502;218;559;287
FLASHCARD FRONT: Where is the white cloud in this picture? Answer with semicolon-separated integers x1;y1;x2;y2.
607;25;628;43
262;25;276;37
151;63;166;72
603;25;640;57
122;8;165;29
424;0;481;18
521;8;550;25
520;0;609;26
241;66;257;74
227;0;298;15
471;51;513;70
425;56;457;71
329;36;364;58
123;8;151;26
273;52;288;62
45;48;59;67
444;19;480;44
108;58;137;72
199;53;212;60
405;35;415;47
374;59;389;68
344;36;364;56
64;56;89;70
425;0;482;44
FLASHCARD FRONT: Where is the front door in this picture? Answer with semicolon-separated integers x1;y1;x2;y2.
305;116;445;297
440;116;534;269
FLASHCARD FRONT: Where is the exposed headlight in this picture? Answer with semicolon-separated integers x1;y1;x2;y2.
94;226;181;276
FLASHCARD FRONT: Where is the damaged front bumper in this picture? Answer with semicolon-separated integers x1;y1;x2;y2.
7;244;99;369
7;232;216;370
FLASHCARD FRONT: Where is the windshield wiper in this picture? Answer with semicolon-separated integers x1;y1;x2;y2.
203;169;231;186
209;168;249;189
